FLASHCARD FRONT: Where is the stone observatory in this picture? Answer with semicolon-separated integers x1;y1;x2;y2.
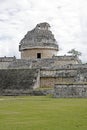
0;22;87;97
19;22;59;59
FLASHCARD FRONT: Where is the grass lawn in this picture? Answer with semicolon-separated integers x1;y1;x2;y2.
0;96;87;130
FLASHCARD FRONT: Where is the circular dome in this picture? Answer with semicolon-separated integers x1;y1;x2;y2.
19;22;59;51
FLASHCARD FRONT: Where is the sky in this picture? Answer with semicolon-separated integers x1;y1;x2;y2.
0;0;87;62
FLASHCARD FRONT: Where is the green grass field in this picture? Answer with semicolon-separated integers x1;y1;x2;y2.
0;96;87;130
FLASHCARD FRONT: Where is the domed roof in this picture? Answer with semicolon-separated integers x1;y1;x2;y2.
19;22;59;51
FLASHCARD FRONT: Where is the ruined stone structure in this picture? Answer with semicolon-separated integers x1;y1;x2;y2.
54;84;87;98
19;22;58;59
0;22;87;97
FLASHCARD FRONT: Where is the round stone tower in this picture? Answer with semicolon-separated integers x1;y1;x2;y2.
19;22;59;59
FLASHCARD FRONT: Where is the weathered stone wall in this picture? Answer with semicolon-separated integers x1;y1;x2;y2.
21;48;57;59
40;69;77;77
40;67;87;87
40;68;77;87
0;57;16;69
54;84;87;97
0;62;11;69
0;69;40;95
0;56;80;69
40;77;55;87
40;77;74;87
53;55;81;64
0;57;16;62
31;56;80;68
8;59;32;69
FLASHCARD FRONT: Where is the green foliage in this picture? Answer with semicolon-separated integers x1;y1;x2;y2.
35;86;53;90
56;82;87;85
46;94;54;98
0;96;87;130
68;49;82;57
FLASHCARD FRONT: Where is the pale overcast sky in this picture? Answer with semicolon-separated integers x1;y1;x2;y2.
0;0;87;62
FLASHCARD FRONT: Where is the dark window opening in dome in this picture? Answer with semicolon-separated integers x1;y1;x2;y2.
37;53;41;59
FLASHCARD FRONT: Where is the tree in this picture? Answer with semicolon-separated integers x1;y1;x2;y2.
68;49;82;57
